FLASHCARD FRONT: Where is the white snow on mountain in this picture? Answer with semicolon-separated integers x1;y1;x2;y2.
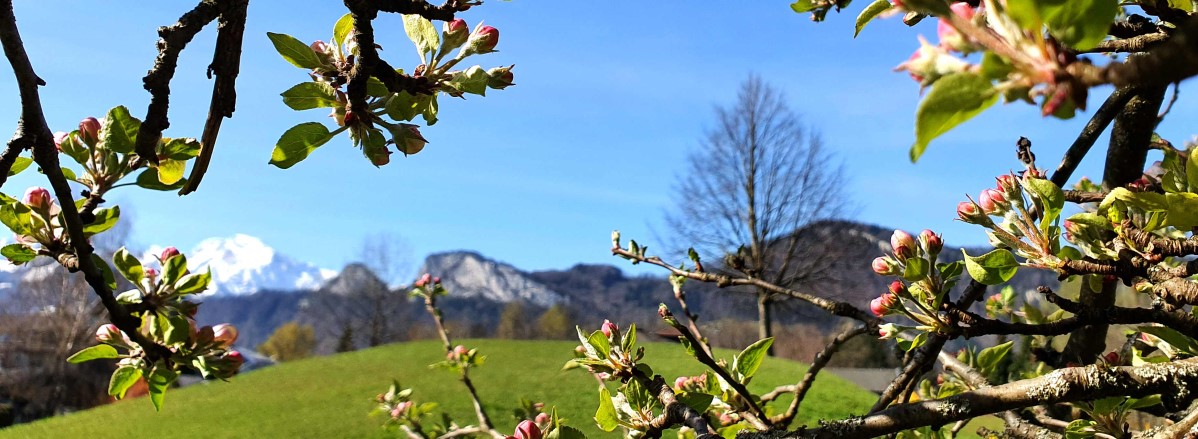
146;234;335;296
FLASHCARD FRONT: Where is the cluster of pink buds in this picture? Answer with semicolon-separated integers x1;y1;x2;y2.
870;281;903;317
390;401;413;419
871;229;942;276
447;345;470;362
672;374;708;392
414;273;442;288
505;420;542;439
958;174;1026;225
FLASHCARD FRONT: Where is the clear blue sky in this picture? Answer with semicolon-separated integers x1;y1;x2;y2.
0;2;1193;280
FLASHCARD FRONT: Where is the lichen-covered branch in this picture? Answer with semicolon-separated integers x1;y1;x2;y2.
773;324;868;428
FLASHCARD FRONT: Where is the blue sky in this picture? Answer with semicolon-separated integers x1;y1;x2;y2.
0;2;1193;281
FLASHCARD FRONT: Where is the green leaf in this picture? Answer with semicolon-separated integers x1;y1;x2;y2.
587;330;611;357
897;332;928;352
385;91;425;122
546;425;587;439
280;82;342;111
1023;178;1065;229
911;72;998;162
83;206;119;236
1;243;36;264
101;106;141;154
267;32;324;69
269;122;336;169
174;268;212;295
109;366;142;399
162;310;190;345
112;247;144;285
332;13;354;49
621;323;637;353
366;77;389;98
91;253;117;290
855;0;892;37
980;52;1014;81
0;202;30;236
1138;325;1198;356
402;14;440;55
733;337;773;381
677;392;714;413
156;158;186;185
1165;192;1198;229
160;137;201;160
1064;419;1098;439
67;344;119;363
146;363;178;411
594;387;619;432
444;66;490;96
163;254;188;286
902;257;929;281
7;157;30;176
135;168;187;191
790;0;818;12
962;248;1019;285
1006;0;1119;51
976;341;1014;374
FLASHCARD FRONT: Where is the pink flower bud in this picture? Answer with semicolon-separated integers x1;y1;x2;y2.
978;189;1007;215
890;230;916;259
957;201;985;224
871;257;896;276
443;19;469;49
888;280;905;297
600;320;618;338
433;276;441;285
160;247;181;262
23;187;51;210
144;267;159;279
464;24;499;55
226;350;244;366
310;40;328;54
53;131;68;152
888;0;904;8
95;324;122;344
534;413;550;425
78;117;101;145
396;124;428;155
920;229;943;255
515;420;542;439
212;323;238;347
415;273;431;288
448;345;469;360
995;174;1017;194
869;296;890;317
1103;351;1120;365
674;376;688;389
595;372;610;380
574;345;586;354
878;323;898;339
391;400;413;418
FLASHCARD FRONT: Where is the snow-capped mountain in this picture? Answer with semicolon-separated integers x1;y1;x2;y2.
149;234;336;296
419;251;567;307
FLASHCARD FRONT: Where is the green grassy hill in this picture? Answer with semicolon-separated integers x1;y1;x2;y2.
1;339;879;438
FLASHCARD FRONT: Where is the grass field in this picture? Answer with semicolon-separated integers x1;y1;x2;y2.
0;338;958;438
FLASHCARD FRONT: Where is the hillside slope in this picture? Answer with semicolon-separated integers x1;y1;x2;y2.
0;340;876;438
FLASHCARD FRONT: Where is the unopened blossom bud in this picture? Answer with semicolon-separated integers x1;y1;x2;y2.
595;372;611;380
23;187;51;210
600;320;618;338
463;24;499;55
534;412;550;425
96;324;122;344
487;65;515;90
957;201;986;224
53;131;68;152
894;36;970;87
891;230;916;260
920;229;943;255
870;293;897;317
515;420;542;439
78;117;101;145
210;350;245;379
871;256;898;276
878;323;899;339
144;267;159;280
391;400;413;418
1103;351;1120;365
443;19;469;50
449;345;469;360
212;323;238;348
888;280;906;297
396;124;428;155
889;0;904;8
415;273;431;288
160;247;181;262
674;376;688;389
978;189;1007;215
311;40;328;55
433;276;441;285
574;345;586;355
937;2;977;52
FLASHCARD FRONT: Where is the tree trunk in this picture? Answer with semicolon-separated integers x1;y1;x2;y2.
757;291;775;356
1061;84;1166;364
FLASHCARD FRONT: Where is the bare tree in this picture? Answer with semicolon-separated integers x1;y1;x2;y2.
665;75;847;355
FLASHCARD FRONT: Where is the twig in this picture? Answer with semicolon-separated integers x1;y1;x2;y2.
419;290;497;436
1080;32;1171;53
774;324;868;428
869;334;946;413
135;0;223;163
665;307;770;429
181;0;248;195
1049;87;1136;187
631;367;720;439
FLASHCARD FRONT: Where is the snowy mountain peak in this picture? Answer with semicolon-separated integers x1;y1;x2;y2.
148;234;335;297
